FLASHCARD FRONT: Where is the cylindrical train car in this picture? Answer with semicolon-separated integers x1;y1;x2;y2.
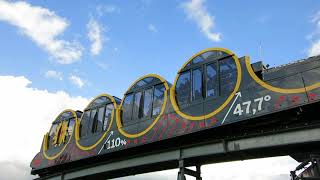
31;47;320;176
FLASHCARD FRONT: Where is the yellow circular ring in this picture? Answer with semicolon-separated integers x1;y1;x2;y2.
42;109;77;160
75;94;117;151
170;47;242;120
245;56;320;93
116;74;169;138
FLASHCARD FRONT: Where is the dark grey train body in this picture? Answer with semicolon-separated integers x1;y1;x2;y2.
30;48;320;176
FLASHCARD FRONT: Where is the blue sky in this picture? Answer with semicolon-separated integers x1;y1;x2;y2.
0;0;320;99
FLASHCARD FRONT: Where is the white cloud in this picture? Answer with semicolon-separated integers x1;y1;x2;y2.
96;61;109;70
69;74;85;88
308;11;320;56
0;161;35;180
0;1;83;64
181;0;221;42
45;70;63;80
308;40;320;56
148;24;158;33
312;11;320;29
0;75;89;179
87;18;105;55
96;4;120;17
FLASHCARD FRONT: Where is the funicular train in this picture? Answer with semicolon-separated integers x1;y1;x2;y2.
31;47;320;177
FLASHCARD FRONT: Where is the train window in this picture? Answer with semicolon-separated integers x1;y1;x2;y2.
80;97;116;137
202;51;214;59
80;111;90;137
192;56;204;64
143;88;153;118
94;106;105;133
121;76;169;127
152;84;165;116
60;112;71;120
133;92;142;120
176;71;191;106
220;58;237;96
104;104;113;130
89;96;107;108
90;109;98;133
202;50;225;60
49;123;58;141
192;68;203;101
80;96;116;138
206;63;218;97
122;93;134;124
67;118;75;136
136;77;153;87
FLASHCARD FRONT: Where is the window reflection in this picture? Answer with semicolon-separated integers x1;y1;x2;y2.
192;56;204;64
176;71;191;106
220;58;237;96
80;111;90;137
202;51;226;61
90;96;107;108
136;77;154;87
104;104;113;130
121;80;166;126
49;123;58;142
143;88;153;118
133;92;142;120
192;68;202;101
68;118;75;136
90;109;97;133
122;94;133;124
206;63;218;97
80;97;115;138
152;84;165;116
175;51;237;110
95;107;105;133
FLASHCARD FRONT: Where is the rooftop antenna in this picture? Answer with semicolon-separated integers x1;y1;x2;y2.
259;41;270;68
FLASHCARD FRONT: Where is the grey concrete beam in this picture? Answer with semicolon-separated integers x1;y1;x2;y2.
65;150;180;179
226;127;320;152
44;127;320;180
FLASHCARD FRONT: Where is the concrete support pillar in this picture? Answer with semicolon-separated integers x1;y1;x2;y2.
177;159;202;180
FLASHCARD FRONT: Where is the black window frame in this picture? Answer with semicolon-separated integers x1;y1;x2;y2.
122;80;166;126
175;52;235;107
80;98;115;138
